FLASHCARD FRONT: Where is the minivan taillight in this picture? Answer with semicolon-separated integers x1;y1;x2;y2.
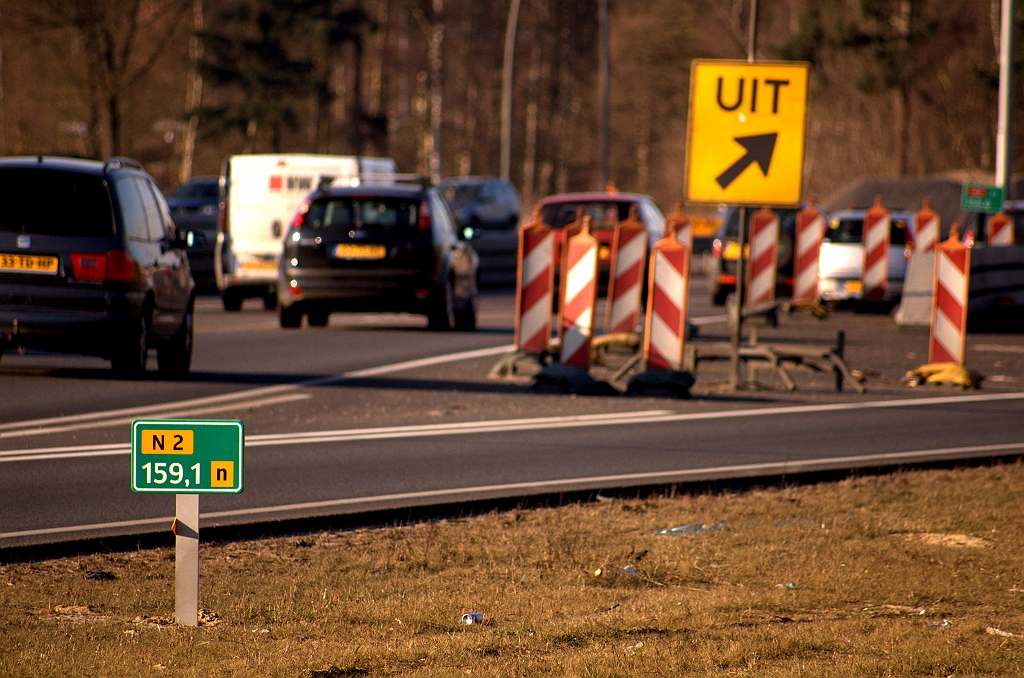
106;249;135;282
418;200;432;232
71;253;107;281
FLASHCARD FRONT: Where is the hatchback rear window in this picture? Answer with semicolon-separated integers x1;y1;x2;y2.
170;180;218;201
442;185;480;203
542;201;632;229
0;168;114;236
305;197;419;231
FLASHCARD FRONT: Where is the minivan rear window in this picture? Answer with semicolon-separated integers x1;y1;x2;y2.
0;168;114;237
826;217;909;245
306;198;419;231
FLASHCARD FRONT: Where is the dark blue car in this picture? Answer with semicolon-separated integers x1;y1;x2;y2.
166;176;219;291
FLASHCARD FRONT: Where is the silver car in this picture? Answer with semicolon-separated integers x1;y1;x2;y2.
818;209;915;302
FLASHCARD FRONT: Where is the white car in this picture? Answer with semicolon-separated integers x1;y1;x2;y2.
818;209;915;302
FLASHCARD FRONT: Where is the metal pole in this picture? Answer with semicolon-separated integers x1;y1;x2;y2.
598;0;610;188
728;207;747;389
499;0;521;182
179;0;204;186
995;0;1016;199
729;0;757;389
428;0;444;185
746;0;758;63
174;494;200;626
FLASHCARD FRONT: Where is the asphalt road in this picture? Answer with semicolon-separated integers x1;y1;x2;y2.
2;282;1022;548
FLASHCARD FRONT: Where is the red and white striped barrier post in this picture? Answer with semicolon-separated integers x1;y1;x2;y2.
605;206;648;334
988;211;1015;246
914;198;939;253
862;196;891;301
665;202;692;250
555;207;587;342
929;224;971;365
513;209;555;352
792;201;824;303
745;207;779;307
559;216;600;368
643;235;690;371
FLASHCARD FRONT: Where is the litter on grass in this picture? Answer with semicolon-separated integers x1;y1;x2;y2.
986;627;1017;638
658;520;827;535
461;613;484;625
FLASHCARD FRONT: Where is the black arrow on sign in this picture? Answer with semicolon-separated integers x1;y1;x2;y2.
714;132;778;190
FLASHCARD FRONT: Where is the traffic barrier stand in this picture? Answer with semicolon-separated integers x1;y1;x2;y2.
745;207;779;307
791;200;825;307
928;224;971;366
490;208;555;378
555;207;588;342
625;235;694;397
559;216;600;369
862;195;891;301
605;205;648;335
988;211;1015;246
914;198;939;253
665;201;692;250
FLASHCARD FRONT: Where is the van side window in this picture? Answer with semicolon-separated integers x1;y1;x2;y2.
146;178;176;240
116;176;149;241
134;177;166;242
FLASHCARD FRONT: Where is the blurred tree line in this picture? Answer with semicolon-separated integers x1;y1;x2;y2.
0;0;1020;208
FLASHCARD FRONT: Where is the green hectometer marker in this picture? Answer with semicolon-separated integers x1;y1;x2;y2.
131;419;244;494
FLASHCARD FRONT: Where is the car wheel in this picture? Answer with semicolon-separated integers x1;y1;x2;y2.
307;310;330;327
222;289;243;312
712;285;729;306
426;279;454;331
280;304;302;328
454;295;477;331
263;291;278;310
111;313;149;376
157;308;193;376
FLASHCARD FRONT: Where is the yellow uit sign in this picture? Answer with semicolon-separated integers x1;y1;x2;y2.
685;60;809;206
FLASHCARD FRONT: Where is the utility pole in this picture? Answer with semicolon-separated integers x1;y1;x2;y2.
500;0;521;182
995;0;1016;199
728;0;758;390
598;0;609;189
179;0;204;185
428;0;444;185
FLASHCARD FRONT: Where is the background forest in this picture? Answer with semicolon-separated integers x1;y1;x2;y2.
0;0;1021;211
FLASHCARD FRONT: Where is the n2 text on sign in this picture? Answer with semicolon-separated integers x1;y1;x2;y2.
685;60;809;206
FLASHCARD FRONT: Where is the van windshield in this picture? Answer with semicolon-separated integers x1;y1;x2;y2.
0;168;115;236
305;197;419;231
826;217;909;245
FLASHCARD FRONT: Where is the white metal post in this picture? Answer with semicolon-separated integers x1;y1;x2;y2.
995;0;1016;198
174;494;200;626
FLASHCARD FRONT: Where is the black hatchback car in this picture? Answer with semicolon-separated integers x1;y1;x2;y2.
278;180;478;330
0;156;199;375
165;176;219;291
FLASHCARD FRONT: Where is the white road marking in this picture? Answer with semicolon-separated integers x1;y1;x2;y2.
3;391;1021;463
0;344;515;438
4;440;1022;542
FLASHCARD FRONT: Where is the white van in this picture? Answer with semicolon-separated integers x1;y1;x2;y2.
818;209;915;302
215;154;397;310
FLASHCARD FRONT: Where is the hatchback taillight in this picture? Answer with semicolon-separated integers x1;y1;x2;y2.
106;249;135;282
292;199;311;230
71;253;107;281
418;200;432;232
712;239;723;258
218;201;228;233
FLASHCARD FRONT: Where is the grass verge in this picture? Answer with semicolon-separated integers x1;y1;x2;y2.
3;462;1024;676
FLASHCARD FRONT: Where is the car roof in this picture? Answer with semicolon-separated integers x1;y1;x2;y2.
316;184;426;199
0;155;105;175
828;209;915;220
538;192;650;204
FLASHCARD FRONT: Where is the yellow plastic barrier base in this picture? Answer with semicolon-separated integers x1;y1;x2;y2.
904;362;984;389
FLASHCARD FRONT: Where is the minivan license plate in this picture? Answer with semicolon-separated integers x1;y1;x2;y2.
335;244;386;260
0;253;59;274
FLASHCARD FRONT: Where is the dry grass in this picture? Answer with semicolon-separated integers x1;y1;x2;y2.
3;463;1024;676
